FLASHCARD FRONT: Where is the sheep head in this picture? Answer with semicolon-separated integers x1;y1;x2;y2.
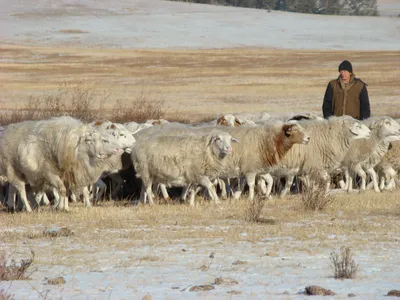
282;123;310;145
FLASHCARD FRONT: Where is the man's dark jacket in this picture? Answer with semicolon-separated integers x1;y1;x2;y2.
322;77;370;120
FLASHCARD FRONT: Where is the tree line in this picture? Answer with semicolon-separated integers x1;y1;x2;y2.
168;0;378;16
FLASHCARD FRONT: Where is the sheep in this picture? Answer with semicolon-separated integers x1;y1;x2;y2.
210;114;252;127
264;116;371;197
341;117;400;193
375;140;400;190
89;121;136;202
131;132;238;206
0;116;121;212
124;121;153;135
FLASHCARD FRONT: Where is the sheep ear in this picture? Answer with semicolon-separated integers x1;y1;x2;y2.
209;136;220;145
282;124;294;137
217;116;224;125
234;118;242;127
231;137;239;143
369;120;379;129
94;121;102;127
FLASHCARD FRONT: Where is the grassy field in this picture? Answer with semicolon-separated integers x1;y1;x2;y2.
1;44;399;121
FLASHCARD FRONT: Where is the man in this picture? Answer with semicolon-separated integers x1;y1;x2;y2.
322;60;370;120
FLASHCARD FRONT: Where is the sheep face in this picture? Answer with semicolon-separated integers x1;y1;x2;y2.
347;120;371;139
282;123;310;145
81;131;122;160
371;117;400;142
217;115;243;127
106;127;136;153
209;132;238;159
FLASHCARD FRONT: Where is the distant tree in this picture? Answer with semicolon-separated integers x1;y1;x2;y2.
166;0;378;15
341;0;378;16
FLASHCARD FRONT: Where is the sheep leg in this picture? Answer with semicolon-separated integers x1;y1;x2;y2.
245;173;256;201
48;176;68;211
0;185;4;207
223;177;232;198
280;175;294;198
141;179;154;205
146;184;154;205
355;166;367;191
70;191;77;203
181;184;191;202
200;176;220;205
82;186;92;207
41;192;50;206
384;168;396;190
33;192;44;208
258;173;273;198
343;168;350;190
12;181;32;213
379;174;386;190
366;167;380;192
258;177;267;195
188;185;196;207
52;188;61;208
110;174;124;198
94;180;107;204
217;178;228;200
7;184;17;212
159;184;171;201
139;186;147;204
233;176;245;200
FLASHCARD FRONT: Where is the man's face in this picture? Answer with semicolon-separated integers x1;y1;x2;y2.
339;70;351;82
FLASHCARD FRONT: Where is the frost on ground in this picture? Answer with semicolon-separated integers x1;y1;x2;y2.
1;192;400;299
0;0;399;50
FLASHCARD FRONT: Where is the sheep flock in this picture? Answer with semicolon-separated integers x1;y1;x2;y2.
1;111;400;213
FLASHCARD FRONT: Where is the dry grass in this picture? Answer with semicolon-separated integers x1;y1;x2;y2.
0;82;168;125
59;29;89;34
0;191;399;253
299;173;335;211
0;251;35;281
244;196;265;223
0;290;13;300
1;44;399;121
110;89;167;123
330;246;358;279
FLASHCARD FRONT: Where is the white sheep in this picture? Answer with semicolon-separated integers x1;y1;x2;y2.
341;117;400;193
0;116;121;212
375;140;400;190
131;132;238;206
263;116;371;197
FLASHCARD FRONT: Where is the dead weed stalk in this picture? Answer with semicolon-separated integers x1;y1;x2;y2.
330;246;358;279
300;172;335;211
0;250;35;281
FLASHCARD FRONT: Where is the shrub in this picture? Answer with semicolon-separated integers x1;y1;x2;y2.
299;171;334;211
244;196;265;223
0;81;106;125
330;246;358;279
0;250;35;281
110;89;167;123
